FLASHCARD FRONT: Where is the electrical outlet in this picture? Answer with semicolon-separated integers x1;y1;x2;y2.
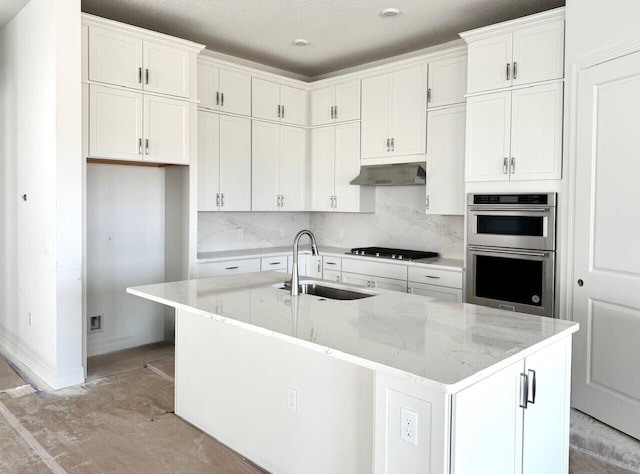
237;228;243;239
287;387;297;412
89;314;103;333
400;407;418;445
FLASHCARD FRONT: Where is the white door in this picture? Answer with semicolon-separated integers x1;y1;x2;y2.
510;82;563;180
334;122;361;212
408;284;461;302
143;40;190;98
572;49;640;440
143;95;190;164
218;68;252;116
465;91;511;182
279;126;307;211
252;78;281;122
197;62;220;111
361;73;392;158
426;105;466;215
466;32;513;93
427;55;467;108
341;272;371;288
311;86;335;126
219;115;251;211
88;27;143;90
311;126;335;212
372;276;407;293
251;121;280;211
390;65;428;157
89;85;143;161
512;19;564;87
197;111;220;211
280;85;308;126
334;80;361;122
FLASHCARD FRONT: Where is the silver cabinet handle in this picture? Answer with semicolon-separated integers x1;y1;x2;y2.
510;157;515;174
527;369;536;404
269;262;281;266
468;206;550;212
138;67;142;84
317;261;321;272
221;92;224;106
386;138;391;152
425;195;430;210
145;68;149;85
326;261;337;266
334;195;337;208
281;194;285;207
425;275;441;279
467;246;548;258
220;193;224;206
427;88;432;103
519;373;529;409
506;63;511;80
330;106;335;119
513;62;518;80
216;193;220;207
277;105;281;118
334;105;337;118
391;138;395;151
138;138;142;154
281;105;284;118
330;195;334;208
371;281;376;288
145;139;149;155
503;157;508;174
366;281;371;287
216;91;219;106
225;266;239;270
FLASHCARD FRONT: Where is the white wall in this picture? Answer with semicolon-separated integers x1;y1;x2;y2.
86;164;166;356
0;0;83;388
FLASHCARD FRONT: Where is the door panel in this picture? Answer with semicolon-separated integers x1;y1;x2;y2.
390;65;427;156
143;40;190;98
512;20;564;86
219;115;251;211
311;86;335;126
428;55;467;108
144;95;189;164
197;62;219;111
252;78;281;122
466;33;512;93
218;68;251;116
361;73;392;158
334;122;361;212
311;126;335;212
197;111;220;210
279;126;307;210
280;85;308;126
335;80;361;122
251;121;280;211
572;49;640;440
88;27;143;90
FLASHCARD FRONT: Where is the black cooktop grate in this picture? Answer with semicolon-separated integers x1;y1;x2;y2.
349;247;439;260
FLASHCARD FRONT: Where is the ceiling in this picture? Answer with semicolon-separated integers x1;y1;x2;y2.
0;0;29;28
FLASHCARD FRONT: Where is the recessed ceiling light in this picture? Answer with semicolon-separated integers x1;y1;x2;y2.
293;39;309;46
380;8;400;18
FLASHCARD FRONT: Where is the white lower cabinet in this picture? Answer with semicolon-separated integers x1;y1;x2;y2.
375;336;572;473
341;258;408;293
261;255;287;273
408;282;462;302
197;258;261;278
304;255;322;278
322;256;342;281
407;266;463;302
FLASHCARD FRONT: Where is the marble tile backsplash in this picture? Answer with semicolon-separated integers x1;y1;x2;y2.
198;187;464;258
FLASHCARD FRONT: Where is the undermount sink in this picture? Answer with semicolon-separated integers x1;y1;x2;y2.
276;281;376;300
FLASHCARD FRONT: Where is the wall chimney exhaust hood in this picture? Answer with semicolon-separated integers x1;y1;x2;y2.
350;163;426;186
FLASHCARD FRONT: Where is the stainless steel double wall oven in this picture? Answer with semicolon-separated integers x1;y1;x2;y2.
466;193;557;317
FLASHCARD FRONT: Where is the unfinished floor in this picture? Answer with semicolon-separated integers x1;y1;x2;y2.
1;343;639;473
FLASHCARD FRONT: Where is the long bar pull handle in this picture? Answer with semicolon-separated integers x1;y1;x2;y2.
281;194;285;207
467;246;548;258
391;137;395;151
330;195;334;208
138;138;142;155
427;88;432;103
330;106;335;119
281;105;284;118
277;105;281;118
216;193;220;207
519;373;529;409
425;275;441;279
221;193;225;206
221;92;224;107
145;139;149;155
334;105;337;118
503;157;508;174
386;138;390;152
468;207;550;212
425;195;430;210
138;67;142;84
527;369;537;404
216;91;219;106
506;63;511;81
511;157;516;174
513;62;518;80
145;68;149;85
225;266;239;270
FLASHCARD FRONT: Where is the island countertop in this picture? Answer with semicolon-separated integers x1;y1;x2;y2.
128;272;578;393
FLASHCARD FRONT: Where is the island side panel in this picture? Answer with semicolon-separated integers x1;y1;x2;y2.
174;307;375;474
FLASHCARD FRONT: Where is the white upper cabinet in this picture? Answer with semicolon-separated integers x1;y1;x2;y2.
427;54;468;108
143;94;190;164
143;40;191;98
252;121;308;211
465;82;563;182
252;78;308;126
197;60;251;116
198;111;251;211
311;80;361;126
461;8;564;94
361;64;427;160
88;27;143;91
426;104;466;215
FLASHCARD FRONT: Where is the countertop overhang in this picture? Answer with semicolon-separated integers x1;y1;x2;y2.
128;272;577;393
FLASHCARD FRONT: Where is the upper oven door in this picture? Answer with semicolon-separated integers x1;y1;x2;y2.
467;205;556;250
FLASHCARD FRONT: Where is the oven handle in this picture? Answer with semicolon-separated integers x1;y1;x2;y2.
467;246;548;258
468;207;550;212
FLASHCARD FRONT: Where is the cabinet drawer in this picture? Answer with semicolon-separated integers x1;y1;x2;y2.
408;282;462;302
342;258;407;281
408;266;462;288
261;255;288;271
198;258;260;278
323;256;342;271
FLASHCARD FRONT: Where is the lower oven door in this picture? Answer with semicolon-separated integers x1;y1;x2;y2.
465;246;555;317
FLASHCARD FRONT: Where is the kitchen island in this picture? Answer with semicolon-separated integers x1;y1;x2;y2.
128;272;578;474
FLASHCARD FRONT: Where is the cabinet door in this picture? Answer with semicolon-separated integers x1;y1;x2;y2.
197;111;220;211
335;80;361;122
361;73;392;158
341;272;371;288
197;62;220;110
334;122;362;212
522;338;571;474
198;258;261;277
426;105;466;215
89;85;143;161
408;283;462;302
144;95;190;164
452;360;524;474
466;33;513;94
280;85;308;126
323;269;342;282
372;276;407;293
279;126;308;211
311;126;336;212
305;255;323;278
465;91;511;182
428;55;468;108
143;40;190;98
251;121;280;211
512;19;564;87
219;115;252;211
252;78;281;121
218;68;252;116
88;27;143;90
390;65;428;156
311;86;335;126
509;82;563;180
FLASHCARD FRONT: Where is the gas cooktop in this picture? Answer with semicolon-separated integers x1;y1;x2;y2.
348;247;439;261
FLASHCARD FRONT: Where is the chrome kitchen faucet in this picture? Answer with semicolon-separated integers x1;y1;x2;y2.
290;230;319;296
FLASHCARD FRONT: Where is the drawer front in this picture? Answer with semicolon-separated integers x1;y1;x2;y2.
261;255;288;271
323;269;342;282
323;256;342;271
408;266;462;288
342;258;407;281
198;258;260;278
408;282;462;302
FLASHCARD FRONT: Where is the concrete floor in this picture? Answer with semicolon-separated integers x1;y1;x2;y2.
2;342;639;473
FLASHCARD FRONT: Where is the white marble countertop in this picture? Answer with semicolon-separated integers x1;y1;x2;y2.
197;246;464;271
128;272;577;393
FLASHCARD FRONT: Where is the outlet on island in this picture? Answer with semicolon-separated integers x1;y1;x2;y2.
400;407;418;445
287;386;297;412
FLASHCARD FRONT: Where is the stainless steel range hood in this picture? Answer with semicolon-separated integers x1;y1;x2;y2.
350;162;426;186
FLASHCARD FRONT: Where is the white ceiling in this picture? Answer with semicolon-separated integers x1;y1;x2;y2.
0;0;29;28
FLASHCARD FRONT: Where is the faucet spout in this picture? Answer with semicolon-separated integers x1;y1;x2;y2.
291;229;319;296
